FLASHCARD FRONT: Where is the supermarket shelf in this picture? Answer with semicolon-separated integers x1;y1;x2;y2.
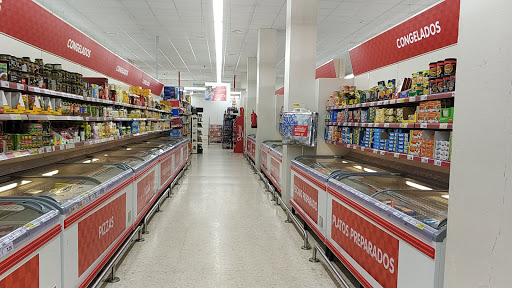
18;115;176;122
325;140;451;168
325;122;453;130
0;114;29;121
1;81;172;114
326;92;455;110
0;129;171;161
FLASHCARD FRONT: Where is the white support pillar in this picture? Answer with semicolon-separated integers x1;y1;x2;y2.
282;0;318;206
240;72;248;151
444;1;512;287
255;28;278;168
246;57;257;142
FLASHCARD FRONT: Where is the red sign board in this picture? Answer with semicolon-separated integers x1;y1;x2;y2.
293;175;318;224
0;0;164;94
233;116;244;153
261;149;268;170
78;194;126;276
270;157;280;185
316;60;337;79
331;199;399;288
349;0;460;75
137;171;155;215
160;156;173;187
0;255;38;288
293;125;309;137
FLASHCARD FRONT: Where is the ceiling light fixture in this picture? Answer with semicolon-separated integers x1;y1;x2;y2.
344;74;355;79
405;181;432;191
442;195;449;199
232;29;244;34
42;170;59;177
184;87;206;91
213;0;223;83
363;168;377;173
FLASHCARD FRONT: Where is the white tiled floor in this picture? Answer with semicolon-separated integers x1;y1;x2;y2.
104;144;336;288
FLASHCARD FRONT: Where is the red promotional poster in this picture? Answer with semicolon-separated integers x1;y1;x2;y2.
213;86;227;101
233;116;244;153
349;0;460;75
293;176;318;223
331;199;399;288
293;125;309;137
78;194;126;276
0;0;164;94
160;157;174;187
137;171;155;215
261;149;268;170
0;255;39;288
270;158;280;185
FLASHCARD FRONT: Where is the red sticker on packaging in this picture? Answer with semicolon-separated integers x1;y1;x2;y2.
293;125;309;137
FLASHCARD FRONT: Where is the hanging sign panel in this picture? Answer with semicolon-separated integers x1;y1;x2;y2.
0;0;164;95
349;0;460;75
204;82;230;101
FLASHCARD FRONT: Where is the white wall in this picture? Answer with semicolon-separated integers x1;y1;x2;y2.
190;94;242;133
354;45;457;90
444;1;512;287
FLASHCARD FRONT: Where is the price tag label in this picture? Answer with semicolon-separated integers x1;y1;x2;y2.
420;123;428;129
0;81;9;88
400;123;408;128
1;242;13;257
390;99;396;104
66;143;75;149
45;146;53;153
356;104;361;108
383;100;390;105
407;154;414;160
352;145;357;150
440;123;448;129
49;90;57;96
421;157;429;163
372;149;378;154
398;98;405;103
420;95;428;101
394;153;400;158
434;159;442;166
380;150;386;155
361;147;365;151
409;96;416;102
38;148;45;154
12;152;21;157
10;114;22;120
47;115;55;120
346;144;351;148
377;101;383;105
384;123;390;127
58;144;64;150
16;83;24;90
33;87;40;93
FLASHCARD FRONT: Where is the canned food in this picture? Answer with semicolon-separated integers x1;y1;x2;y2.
429;78;438;94
444;58;456;76
437;78;444;93
437;61;444;78
429;62;437;77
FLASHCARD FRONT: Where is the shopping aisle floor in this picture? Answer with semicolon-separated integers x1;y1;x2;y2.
105;144;336;288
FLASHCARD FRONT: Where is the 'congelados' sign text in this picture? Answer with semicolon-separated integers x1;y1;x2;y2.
396;21;441;49
116;65;129;76
67;39;91;58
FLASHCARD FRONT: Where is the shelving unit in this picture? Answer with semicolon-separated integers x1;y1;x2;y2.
208;125;222;144
222;107;238;149
191;113;203;154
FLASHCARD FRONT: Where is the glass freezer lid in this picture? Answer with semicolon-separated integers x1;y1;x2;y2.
93;150;155;161
271;144;282;153
78;154;145;168
0;176;98;205
21;163;128;183
296;157;388;176
372;190;448;230
0;201;47;237
333;174;446;196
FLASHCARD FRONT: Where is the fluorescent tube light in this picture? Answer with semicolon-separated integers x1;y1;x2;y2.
344;74;354;79
363;168;377;173
42;170;59;176
184;87;206;91
0;183;17;192
213;0;223;83
353;166;362;170
21;180;32;185
92;158;99;162
230;91;241;95
342;161;348;164
442;195;449;199
405;180;432;190
83;160;91;163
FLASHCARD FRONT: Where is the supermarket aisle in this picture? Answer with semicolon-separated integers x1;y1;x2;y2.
105;144;336;288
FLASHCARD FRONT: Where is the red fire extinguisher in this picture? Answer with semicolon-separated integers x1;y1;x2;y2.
251;110;257;128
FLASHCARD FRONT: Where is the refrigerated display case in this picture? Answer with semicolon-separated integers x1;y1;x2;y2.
260;140;283;193
290;155;393;241
246;134;256;163
0;161;134;288
325;172;448;288
0;199;61;288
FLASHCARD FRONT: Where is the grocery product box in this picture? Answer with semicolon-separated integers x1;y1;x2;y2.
440;107;454;123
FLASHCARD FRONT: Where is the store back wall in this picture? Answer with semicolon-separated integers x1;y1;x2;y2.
190;95;243;136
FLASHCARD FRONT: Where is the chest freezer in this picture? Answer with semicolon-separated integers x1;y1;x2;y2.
246;134;256;162
260;140;280;176
325;173;448;288
0;199;61;288
0;162;134;288
290;155;393;242
260;141;283;192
